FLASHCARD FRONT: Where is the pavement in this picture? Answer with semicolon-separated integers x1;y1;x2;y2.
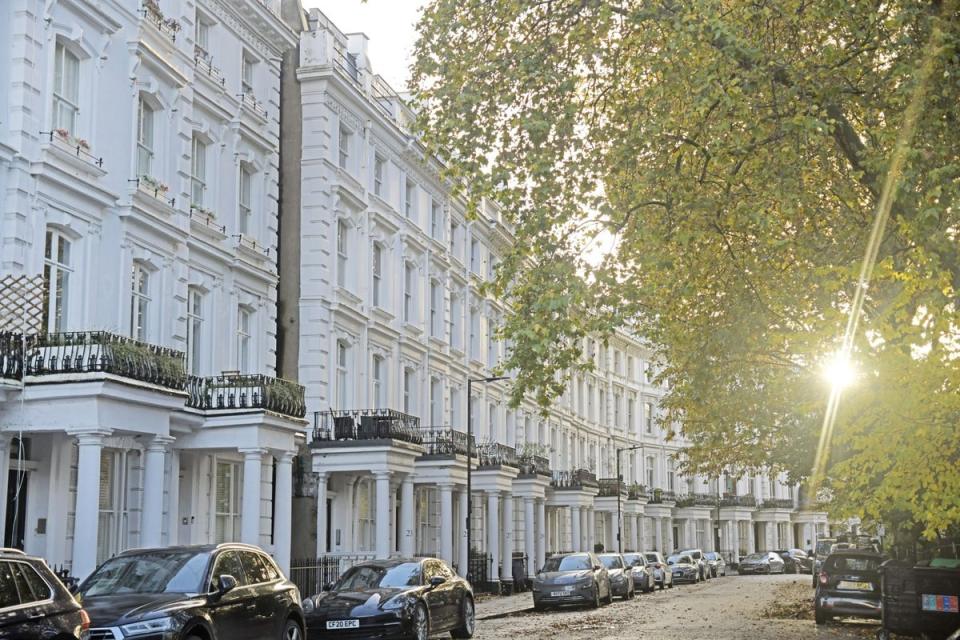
471;573;884;640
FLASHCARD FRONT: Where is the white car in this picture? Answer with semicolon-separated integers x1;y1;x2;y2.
642;551;673;589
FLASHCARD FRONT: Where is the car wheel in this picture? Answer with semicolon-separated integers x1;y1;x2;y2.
451;596;475;638
604;583;614;605
281;619;303;640
814;605;829;625
412;602;430;640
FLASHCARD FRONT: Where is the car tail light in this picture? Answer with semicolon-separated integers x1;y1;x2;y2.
80;609;91;631
818;571;828;586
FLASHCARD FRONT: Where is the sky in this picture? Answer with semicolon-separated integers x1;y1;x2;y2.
304;0;425;92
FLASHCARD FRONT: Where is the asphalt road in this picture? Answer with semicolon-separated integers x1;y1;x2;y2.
473;573;882;640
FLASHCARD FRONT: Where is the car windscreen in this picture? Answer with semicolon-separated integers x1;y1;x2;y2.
644;553;659;563
599;556;622;569
667;555;692;565
543;555;591;572
622;554;643;566
742;554;765;562
825;556;881;573
335;563;422;590
81;551;210;596
705;552;719;560
816;540;834;556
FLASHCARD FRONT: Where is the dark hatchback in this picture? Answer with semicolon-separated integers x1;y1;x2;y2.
0;548;89;639
775;549;813;574
302;557;474;640
80;544;304;640
815;550;884;624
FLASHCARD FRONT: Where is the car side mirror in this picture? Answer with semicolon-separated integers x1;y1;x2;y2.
322;581;334;592
429;576;446;588
217;574;238;596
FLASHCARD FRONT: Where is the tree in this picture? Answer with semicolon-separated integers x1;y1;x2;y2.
412;0;960;536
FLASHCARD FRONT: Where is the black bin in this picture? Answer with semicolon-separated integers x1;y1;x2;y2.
914;566;960;640
881;560;920;637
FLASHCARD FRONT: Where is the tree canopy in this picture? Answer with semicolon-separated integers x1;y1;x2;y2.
412;0;960;537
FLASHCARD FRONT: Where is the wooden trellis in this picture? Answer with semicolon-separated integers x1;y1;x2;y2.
0;275;45;334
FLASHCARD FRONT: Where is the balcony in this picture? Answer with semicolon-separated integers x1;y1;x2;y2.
420;426;473;457
759;498;795;510
550;468;598;490
646;488;677;504
518;454;550;477
627;483;647;500
312;409;422;446
675;492;719;508
141;0;180;41
476;442;518;469
24;331;185;390
0;332;25;380
597;478;628;497
719;495;757;508
186;373;305;418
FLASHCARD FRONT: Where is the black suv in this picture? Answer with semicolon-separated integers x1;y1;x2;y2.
80;544;304;640
815;550;883;624
0;548;89;639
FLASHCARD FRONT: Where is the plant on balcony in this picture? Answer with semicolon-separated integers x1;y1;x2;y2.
109;340;185;384
139;175;169;194
264;377;303;412
190;203;215;218
53;128;91;150
517;442;551;459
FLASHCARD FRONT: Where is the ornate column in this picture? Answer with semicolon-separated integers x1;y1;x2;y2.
316;472;328;555
374;472;392;559
439;483;454;565
524;497;535;578
487;491;501;584
400;475;416;556
501;493;514;586
654;516;663;554
166;448;180;546
274;452;295;574
240;449;265;545
535;499;546;570
571;506;582;552
457;490;469;576
141;436;173;548
71;430;110;579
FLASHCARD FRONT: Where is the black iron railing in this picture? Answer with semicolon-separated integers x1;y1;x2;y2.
186;373;305;418
468;551;491;592
25;331;185;389
627;483;647;500
476;442;518;468
420;426;473;457
759;498;795;509
41;130;104;167
676;493;719;508
190;207;226;234
0;332;25;380
518;454;550;477
647;489;677;504
597;478;628;497
719;495;757;508
142;0;180;41
313;409;422;445
195;55;225;87
238;93;268;119
289;554;376;598
550;468;599;490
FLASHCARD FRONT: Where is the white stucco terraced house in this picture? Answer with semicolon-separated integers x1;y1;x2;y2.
286;8;828;591
0;0;306;579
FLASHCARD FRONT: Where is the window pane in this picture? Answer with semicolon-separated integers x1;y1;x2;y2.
0;563;19;608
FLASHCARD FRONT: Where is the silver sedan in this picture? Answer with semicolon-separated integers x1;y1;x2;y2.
532;552;613;610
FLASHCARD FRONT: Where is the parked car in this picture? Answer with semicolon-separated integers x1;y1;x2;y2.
597;554;635;600
642;551;673;589
80;543;304;640
0;548;89;639
532;552;612;610
622;553;656;592
814;550;883;624
738;552;786;575
775;549;812;574
666;554;700;584
704;551;727;577
677;548;710;580
302;557;474;640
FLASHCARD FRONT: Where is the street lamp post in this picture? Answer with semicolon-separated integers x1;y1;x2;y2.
465;376;509;587
616;445;644;554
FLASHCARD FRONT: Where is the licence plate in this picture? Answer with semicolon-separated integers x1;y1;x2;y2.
837;581;873;591
922;595;959;613
326;620;360;630
550;590;571;597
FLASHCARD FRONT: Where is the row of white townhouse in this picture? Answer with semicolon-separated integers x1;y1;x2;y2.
0;0;829;586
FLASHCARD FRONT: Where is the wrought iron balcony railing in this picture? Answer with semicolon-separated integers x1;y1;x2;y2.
186;373;305;418
518;454;550;477
627;483;647;500
759;498;795;509
420;426;473;457
313;409;422;446
646;488;677;504
550;468;598;490
719;495;758;508
597;478;629;497
476;442;518;468
0;332;25;380
676;492;720;508
25;331;185;390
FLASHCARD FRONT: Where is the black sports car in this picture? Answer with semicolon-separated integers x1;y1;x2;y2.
302;557;475;640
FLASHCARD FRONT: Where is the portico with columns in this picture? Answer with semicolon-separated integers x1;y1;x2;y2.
513;470;551;578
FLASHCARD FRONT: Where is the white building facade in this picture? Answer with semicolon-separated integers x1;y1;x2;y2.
291;9;829;589
0;0;305;578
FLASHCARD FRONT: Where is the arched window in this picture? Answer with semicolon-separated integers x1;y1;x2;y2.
43;228;72;332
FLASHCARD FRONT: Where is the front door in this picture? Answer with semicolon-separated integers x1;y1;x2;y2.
4;470;27;549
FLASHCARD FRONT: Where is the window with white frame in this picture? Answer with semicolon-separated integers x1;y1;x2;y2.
450;386;461;429
336;340;350;408
356;479;374;551
430;199;442;240
241;52;255;94
238;164;253;235
587;383;594;419
136;96;154;177
486;251;496;280
470;239;479;273
614;392;622;427
373;154;384;196
449;221;459;257
404;179;414;218
403;262;415;323
429;279;442;338
667;458;676;491
627;355;634;379
599;389;606;422
645;402;654;433
644;361;652;384
186;287;204;375
372;243;383;307
129;262;150;340
486;317;497;367
487;403;497;442
372;354;386;409
97;449;135;565
191;135;207;206
237;307;252;371
403;367;415;414
215;460;242;543
469;308;479;360
450;290;462;350
338;125;350;170
336;220;348;288
42;228;72;332
52;41;80;133
430;377;442;425
645;456;655;488
194;14;210;57
627;397;635;432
